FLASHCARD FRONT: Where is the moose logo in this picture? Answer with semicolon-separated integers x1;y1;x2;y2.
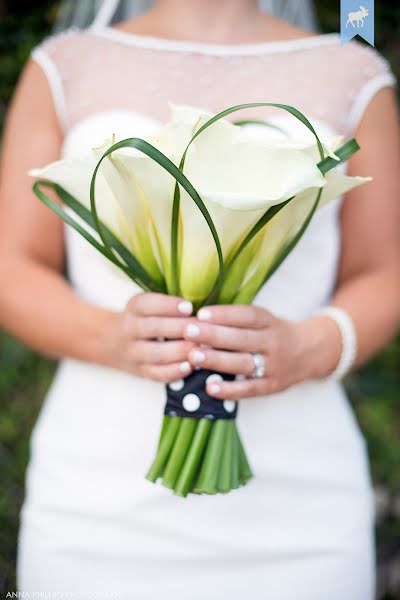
341;0;374;46
346;5;369;28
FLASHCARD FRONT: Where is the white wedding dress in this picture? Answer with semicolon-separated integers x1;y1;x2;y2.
17;25;396;600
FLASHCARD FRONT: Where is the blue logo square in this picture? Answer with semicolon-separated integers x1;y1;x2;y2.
340;0;374;46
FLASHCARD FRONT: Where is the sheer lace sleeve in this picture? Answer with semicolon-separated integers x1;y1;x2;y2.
342;41;397;136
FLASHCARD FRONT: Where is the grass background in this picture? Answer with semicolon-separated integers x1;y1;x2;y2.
0;1;399;597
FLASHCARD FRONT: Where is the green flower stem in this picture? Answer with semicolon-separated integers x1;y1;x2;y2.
157;415;171;450
145;416;181;483
193;420;227;494
156;415;172;478
231;422;240;489
173;418;212;497
237;428;253;484
217;419;234;493
162;418;197;489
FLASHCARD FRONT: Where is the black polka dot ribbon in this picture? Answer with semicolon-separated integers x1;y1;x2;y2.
164;368;238;420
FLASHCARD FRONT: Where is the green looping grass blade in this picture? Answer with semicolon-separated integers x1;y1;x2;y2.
183;102;326;162
91;137;225;298
33;180;140;285
235;187;324;304
170;182;181;295
227;198;293;269
263;187;323;285
318;138;360;175
33;180;162;291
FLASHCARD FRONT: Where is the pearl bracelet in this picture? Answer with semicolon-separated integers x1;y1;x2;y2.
316;306;358;381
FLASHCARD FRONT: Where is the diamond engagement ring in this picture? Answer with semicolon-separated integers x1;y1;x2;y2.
250;352;266;379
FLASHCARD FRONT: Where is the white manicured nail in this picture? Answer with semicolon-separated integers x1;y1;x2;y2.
186;324;200;338
197;308;212;321
192;350;205;363
209;384;221;394
180;361;191;373
178;300;193;315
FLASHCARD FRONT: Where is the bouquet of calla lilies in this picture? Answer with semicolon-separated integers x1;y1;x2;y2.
30;102;370;497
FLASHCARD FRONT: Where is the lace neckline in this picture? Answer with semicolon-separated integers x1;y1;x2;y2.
89;25;340;57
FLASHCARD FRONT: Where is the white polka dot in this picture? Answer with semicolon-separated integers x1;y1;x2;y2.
223;400;237;413
182;393;201;412
206;373;223;385
204;413;215;420
169;379;185;391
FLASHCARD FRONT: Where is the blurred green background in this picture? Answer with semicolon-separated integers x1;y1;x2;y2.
0;0;399;598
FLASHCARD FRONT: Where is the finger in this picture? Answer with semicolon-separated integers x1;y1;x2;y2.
140;360;192;383
188;347;255;376
196;304;273;329
134;340;195;365
206;376;275;401
135;316;196;340
128;293;193;317
184;322;264;352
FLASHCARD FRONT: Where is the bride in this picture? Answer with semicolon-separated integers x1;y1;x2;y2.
0;0;399;598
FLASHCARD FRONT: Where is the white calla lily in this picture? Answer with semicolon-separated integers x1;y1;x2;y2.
176;115;326;301
29;102;371;305
28;144;165;283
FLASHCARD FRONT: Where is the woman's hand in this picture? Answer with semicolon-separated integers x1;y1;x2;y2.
184;305;343;400
105;293;195;383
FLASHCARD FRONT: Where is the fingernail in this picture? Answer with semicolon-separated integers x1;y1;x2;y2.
180;361;191;373
197;308;212;321
206;373;222;384
178;300;193;315
192;350;205;363
209;384;221;394
186;324;200;338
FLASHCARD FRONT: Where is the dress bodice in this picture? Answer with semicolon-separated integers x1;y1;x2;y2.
30;26;396;318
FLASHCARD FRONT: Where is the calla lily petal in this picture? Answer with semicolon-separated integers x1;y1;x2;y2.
28;156;119;232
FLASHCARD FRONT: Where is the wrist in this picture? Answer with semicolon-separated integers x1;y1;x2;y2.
78;302;119;368
297;315;343;380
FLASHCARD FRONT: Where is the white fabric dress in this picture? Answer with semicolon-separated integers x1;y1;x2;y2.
17;25;396;600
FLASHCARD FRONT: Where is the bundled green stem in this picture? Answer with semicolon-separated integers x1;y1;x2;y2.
146;416;252;497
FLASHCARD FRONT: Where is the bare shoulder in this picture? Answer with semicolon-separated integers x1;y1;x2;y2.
1;55;63;193
5;57;61;141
